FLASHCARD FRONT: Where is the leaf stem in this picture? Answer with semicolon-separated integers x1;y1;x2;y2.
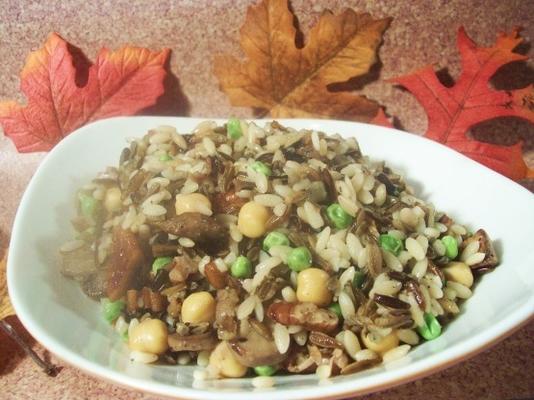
0;319;58;376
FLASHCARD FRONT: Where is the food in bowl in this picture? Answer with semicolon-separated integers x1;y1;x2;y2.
59;120;499;382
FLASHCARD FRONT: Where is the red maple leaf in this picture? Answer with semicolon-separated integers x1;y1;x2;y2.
0;33;170;152
393;27;534;180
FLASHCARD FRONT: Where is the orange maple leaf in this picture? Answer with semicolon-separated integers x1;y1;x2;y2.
213;0;390;121
0;33;170;152
393;27;534;181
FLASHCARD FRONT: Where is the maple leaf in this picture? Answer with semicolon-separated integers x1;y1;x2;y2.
393;27;534;181
213;0;390;121
0;33;170;152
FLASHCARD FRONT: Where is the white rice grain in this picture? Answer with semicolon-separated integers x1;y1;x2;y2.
447;281;472;299
338;292;356;319
273;323;290;354
294;330;308;346
254;194;283;207
396;329;419;345
281;286;297;303
405;237;426;261
464;252;486;266
316;364;332;380
374;183;387;206
197;350;210;367
252;376;275;388
343;330;361;359
60;240;85;253
355;349;378;362
411;258;428;279
130;350;158;364
178;237;195;248
237;295;258;320
383;345;411;364
338;195;359;217
303;201;324;229
461;240;480;261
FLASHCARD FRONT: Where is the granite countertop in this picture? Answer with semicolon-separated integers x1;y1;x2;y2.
1;1;533;399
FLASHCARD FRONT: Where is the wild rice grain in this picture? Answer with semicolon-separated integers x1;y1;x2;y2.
383;345;411;363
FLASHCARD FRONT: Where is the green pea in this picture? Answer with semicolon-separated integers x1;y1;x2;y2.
442;235;458;259
417;312;442;340
152;256;173;273
159;153;173;162
287;246;312;272
227;118;243;140
379;234;403;256
101;298;125;323
251;161;272;177
328;303;342;318
352;270;366;289
231;256;253;278
254;365;277;376
326;203;353;229
263;231;290;252
79;193;99;217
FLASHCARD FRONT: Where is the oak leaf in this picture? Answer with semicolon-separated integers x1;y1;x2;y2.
0;33;170;152
393;27;534;180
213;0;390;121
0;252;14;320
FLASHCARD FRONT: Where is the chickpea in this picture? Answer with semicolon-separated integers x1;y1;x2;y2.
296;268;332;306
237;201;270;238
128;318;168;355
175;193;212;216
443;261;473;288
104;187;122;212
209;341;248;378
361;330;399;355
181;291;216;324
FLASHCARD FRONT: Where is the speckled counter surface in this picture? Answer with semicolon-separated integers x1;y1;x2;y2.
0;1;533;399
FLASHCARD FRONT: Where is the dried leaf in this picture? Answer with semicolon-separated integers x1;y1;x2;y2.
0;33;170;152
213;0;390;121
370;108;394;128
393;27;534;180
0;252;14;320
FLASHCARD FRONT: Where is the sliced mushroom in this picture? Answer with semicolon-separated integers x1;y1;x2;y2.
463;229;498;270
215;288;239;341
60;245;97;280
106;228;146;301
228;321;287;367
168;332;218;352
340;358;381;375
366;242;383;278
267;302;339;333
168;253;197;283
151;213;229;254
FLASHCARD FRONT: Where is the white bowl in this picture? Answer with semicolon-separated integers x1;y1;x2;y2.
8;117;534;399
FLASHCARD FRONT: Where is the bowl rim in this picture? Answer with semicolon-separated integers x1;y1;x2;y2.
8;116;534;400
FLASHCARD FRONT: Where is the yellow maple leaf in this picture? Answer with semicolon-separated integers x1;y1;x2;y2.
213;0;390;121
